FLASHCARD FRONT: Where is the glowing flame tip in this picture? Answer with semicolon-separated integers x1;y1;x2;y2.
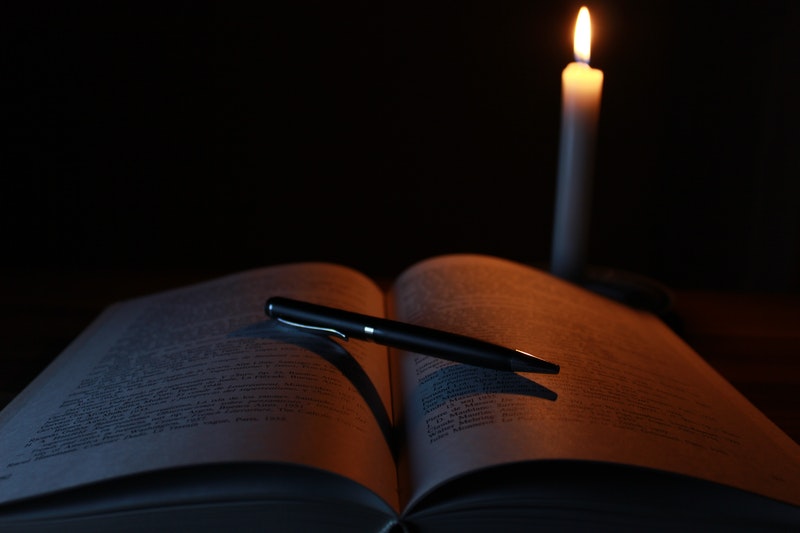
573;6;592;63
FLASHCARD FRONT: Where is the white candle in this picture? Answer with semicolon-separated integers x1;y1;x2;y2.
551;6;604;282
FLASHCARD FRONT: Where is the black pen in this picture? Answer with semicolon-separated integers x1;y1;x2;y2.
265;297;559;374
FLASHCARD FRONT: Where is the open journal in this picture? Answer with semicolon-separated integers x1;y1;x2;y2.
0;254;798;531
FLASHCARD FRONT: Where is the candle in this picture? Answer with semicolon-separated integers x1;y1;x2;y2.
550;6;604;282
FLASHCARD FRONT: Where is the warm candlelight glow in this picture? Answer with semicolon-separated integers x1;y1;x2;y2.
573;6;592;63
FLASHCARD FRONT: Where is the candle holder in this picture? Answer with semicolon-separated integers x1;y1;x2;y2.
579;265;675;318
537;258;674;318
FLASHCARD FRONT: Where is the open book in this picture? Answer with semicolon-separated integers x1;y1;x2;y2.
1;254;798;531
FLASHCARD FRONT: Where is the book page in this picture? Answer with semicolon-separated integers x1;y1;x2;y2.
0;263;398;511
389;254;800;510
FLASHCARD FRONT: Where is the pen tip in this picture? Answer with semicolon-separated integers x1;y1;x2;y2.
512;350;560;374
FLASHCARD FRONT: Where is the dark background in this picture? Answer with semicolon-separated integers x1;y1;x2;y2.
2;0;799;291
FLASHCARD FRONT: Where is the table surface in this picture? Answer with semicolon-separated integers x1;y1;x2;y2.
1;270;799;444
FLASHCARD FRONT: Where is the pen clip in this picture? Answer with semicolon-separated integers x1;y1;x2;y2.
275;317;349;341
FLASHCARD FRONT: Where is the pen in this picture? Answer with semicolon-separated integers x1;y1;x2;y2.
265;297;560;374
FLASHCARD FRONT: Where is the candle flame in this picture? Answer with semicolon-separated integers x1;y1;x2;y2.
573;6;592;63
